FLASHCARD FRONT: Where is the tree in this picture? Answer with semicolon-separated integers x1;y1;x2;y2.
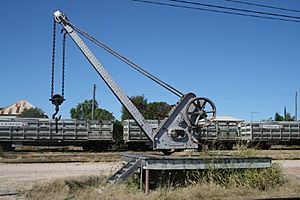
70;99;114;120
94;108;114;121
19;107;47;118
121;95;171;120
70;100;95;119
274;112;284;121
285;113;296;121
274;112;295;121
147;101;171;120
121;95;148;120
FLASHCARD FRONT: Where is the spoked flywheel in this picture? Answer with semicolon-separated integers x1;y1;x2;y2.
185;97;216;127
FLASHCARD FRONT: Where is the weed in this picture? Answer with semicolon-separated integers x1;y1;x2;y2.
125;173;140;192
232;148;258;157
64;176;107;192
25;175;298;200
25;176;108;200
185;164;285;190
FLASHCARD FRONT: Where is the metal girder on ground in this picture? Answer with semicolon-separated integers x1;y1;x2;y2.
123;154;272;170
110;153;272;193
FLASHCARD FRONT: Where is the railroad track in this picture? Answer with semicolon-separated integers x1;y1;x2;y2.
0;190;20;197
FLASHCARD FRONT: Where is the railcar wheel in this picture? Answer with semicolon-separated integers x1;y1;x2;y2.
0;143;15;151
162;149;174;155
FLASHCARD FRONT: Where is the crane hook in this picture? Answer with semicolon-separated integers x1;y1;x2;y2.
50;94;65;118
50;94;64;133
52;104;61;120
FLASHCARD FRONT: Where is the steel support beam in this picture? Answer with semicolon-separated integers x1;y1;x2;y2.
145;169;150;194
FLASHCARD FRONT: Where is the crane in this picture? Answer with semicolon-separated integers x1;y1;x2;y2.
52;10;216;151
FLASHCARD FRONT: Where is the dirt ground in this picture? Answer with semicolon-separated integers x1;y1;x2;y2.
0;162;121;199
274;160;300;179
0;160;299;199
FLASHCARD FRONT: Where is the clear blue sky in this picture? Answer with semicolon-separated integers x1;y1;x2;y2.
0;0;299;121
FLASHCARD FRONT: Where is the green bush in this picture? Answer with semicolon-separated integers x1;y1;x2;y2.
120;163;285;191
186;164;285;190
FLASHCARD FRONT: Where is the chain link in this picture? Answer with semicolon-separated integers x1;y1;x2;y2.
50;19;66;125
61;32;67;98
50;20;66;100
51;19;56;98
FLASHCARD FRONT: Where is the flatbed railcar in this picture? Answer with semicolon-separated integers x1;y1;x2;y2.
0;118;114;151
240;121;300;149
124;119;300;150
123;117;243;150
2;117;300;152
123;119;158;150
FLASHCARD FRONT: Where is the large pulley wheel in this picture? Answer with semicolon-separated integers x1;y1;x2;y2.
185;97;216;127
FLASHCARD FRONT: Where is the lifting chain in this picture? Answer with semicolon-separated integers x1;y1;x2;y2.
50;19;67;132
61;32;66;98
50;18;56;99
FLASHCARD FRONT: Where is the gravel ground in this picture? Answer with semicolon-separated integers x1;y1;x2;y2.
0;162;121;199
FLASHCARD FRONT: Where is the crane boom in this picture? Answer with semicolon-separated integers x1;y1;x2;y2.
53;11;216;150
53;11;153;138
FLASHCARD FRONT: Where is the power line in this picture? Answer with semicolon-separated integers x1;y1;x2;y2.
224;0;300;13
132;0;300;23
210;93;293;99
170;0;300;20
60;86;93;111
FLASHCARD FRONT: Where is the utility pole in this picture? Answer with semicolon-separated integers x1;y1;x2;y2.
92;84;96;120
296;91;298;121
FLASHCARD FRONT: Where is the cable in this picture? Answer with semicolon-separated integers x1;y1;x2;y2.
224;0;300;13
132;0;300;23
94;84;112;95
60;87;94;111
170;0;300;20
64;20;184;97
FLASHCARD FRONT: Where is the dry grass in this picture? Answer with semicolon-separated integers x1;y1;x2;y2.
0;147;5;158
0;151;121;163
2;145;300;163
184;164;285;190
24;177;300;200
1;149;299;163
25;164;300;200
196;148;300;160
